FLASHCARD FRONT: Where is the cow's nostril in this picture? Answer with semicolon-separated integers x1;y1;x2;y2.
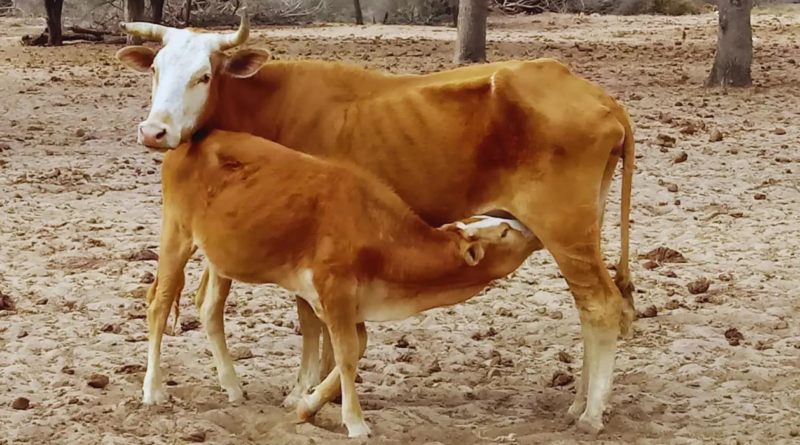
155;129;167;140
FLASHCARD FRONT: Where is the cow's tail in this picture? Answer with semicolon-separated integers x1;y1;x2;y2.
615;113;636;337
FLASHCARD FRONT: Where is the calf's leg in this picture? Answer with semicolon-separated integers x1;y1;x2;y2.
142;224;193;405
284;297;323;408
196;265;244;402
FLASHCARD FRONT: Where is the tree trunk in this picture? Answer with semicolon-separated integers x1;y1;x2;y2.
453;0;486;64
353;0;363;25
706;0;753;87
151;0;164;24
184;0;192;27
450;0;459;27
44;0;63;46
125;0;145;44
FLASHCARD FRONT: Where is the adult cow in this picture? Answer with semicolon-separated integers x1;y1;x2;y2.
116;14;636;435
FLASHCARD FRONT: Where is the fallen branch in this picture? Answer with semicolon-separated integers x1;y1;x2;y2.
21;31;104;46
68;25;110;37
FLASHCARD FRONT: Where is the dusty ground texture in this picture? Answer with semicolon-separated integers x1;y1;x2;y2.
2;8;800;445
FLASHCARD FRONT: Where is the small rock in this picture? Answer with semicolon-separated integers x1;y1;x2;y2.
667;183;679;193
775;320;789;330
643;261;659;270
673;152;688;164
181;317;201;332
101;323;122;334
644;247;687;263
550;371;574;387
774;128;786;135
35;297;48;305
557;351;573;364
87;374;110;389
724;328;744;346
140;272;155;284
656;134;676;147
61;366;75;375
182;430;207;443
17;330;28;339
754;193;766;200
665;299;680;310
125;248;159;262
230;346;253;361
709;129;723;142
12;397;30;410
117;364;145;374
754;340;772;351
0;292;15;311
75;129;85;138
549;310;564;320
427;360;442;374
663;270;678;278
637;305;658;319
395;336;411;349
687;278;711;295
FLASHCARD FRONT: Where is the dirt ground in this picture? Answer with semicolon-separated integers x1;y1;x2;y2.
1;9;800;445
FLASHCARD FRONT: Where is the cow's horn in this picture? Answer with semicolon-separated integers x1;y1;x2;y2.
218;10;250;51
119;22;171;42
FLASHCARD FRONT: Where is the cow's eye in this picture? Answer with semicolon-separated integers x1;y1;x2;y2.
199;73;211;84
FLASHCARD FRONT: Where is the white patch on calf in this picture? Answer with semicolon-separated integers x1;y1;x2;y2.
460;215;533;238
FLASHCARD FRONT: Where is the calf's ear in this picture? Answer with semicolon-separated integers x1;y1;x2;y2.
225;48;272;78
116;46;156;73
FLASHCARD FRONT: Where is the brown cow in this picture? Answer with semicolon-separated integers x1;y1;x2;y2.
150;128;536;436
116;14;635;435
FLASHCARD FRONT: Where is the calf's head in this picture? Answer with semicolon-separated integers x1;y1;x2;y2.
115;14;271;150
441;216;534;275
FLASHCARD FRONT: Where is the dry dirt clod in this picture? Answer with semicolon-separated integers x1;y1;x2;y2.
637;305;658;319
656;133;676;147
12;397;30;410
87;374;110;389
181;317;201;332
774;128;786;135
725;328;744;346
549;370;574;387
644;247;687;263
557;351;574;364
643;260;659;270
688;278;711;295
665;299;681;310
427;360;442;374
775;320;789;330
100;323;121;334
140;272;155;284
709;129;723;142
549;310;564;320
667;183;679;193
117;364;145;374
125;248;159;262
395;336;410;348
182;431;207;443
61;366;75;375
754;193;767;200
0;292;15;311
674;152;688;163
230;346;254;361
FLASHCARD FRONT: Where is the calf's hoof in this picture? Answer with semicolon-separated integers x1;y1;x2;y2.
576;415;604;436
142;387;169;406
296;398;315;422
225;385;247;403
345;419;372;438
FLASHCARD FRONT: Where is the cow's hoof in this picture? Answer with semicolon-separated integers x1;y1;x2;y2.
345;419;372;438
576;415;603;436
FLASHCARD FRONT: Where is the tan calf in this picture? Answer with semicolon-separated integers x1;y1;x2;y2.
146;129;537;436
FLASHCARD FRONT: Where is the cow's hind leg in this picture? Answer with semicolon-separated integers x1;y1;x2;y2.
195;266;244;402
142;223;193;405
512;197;622;435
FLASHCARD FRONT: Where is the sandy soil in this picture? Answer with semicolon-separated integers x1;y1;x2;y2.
2;9;800;445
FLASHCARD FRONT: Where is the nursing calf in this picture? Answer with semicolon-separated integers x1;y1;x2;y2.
146;129;538;437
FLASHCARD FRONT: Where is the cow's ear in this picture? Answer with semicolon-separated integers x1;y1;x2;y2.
116;46;156;73
225;48;271;78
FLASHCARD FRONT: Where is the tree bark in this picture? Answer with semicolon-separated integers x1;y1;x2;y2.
453;0;486;64
151;0;164;24
184;0;192;27
706;0;753;87
125;0;145;45
353;0;363;25
44;0;63;46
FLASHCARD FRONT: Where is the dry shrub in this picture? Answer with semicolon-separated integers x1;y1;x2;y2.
614;0;703;15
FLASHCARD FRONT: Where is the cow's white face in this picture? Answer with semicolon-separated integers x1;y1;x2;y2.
115;17;271;150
